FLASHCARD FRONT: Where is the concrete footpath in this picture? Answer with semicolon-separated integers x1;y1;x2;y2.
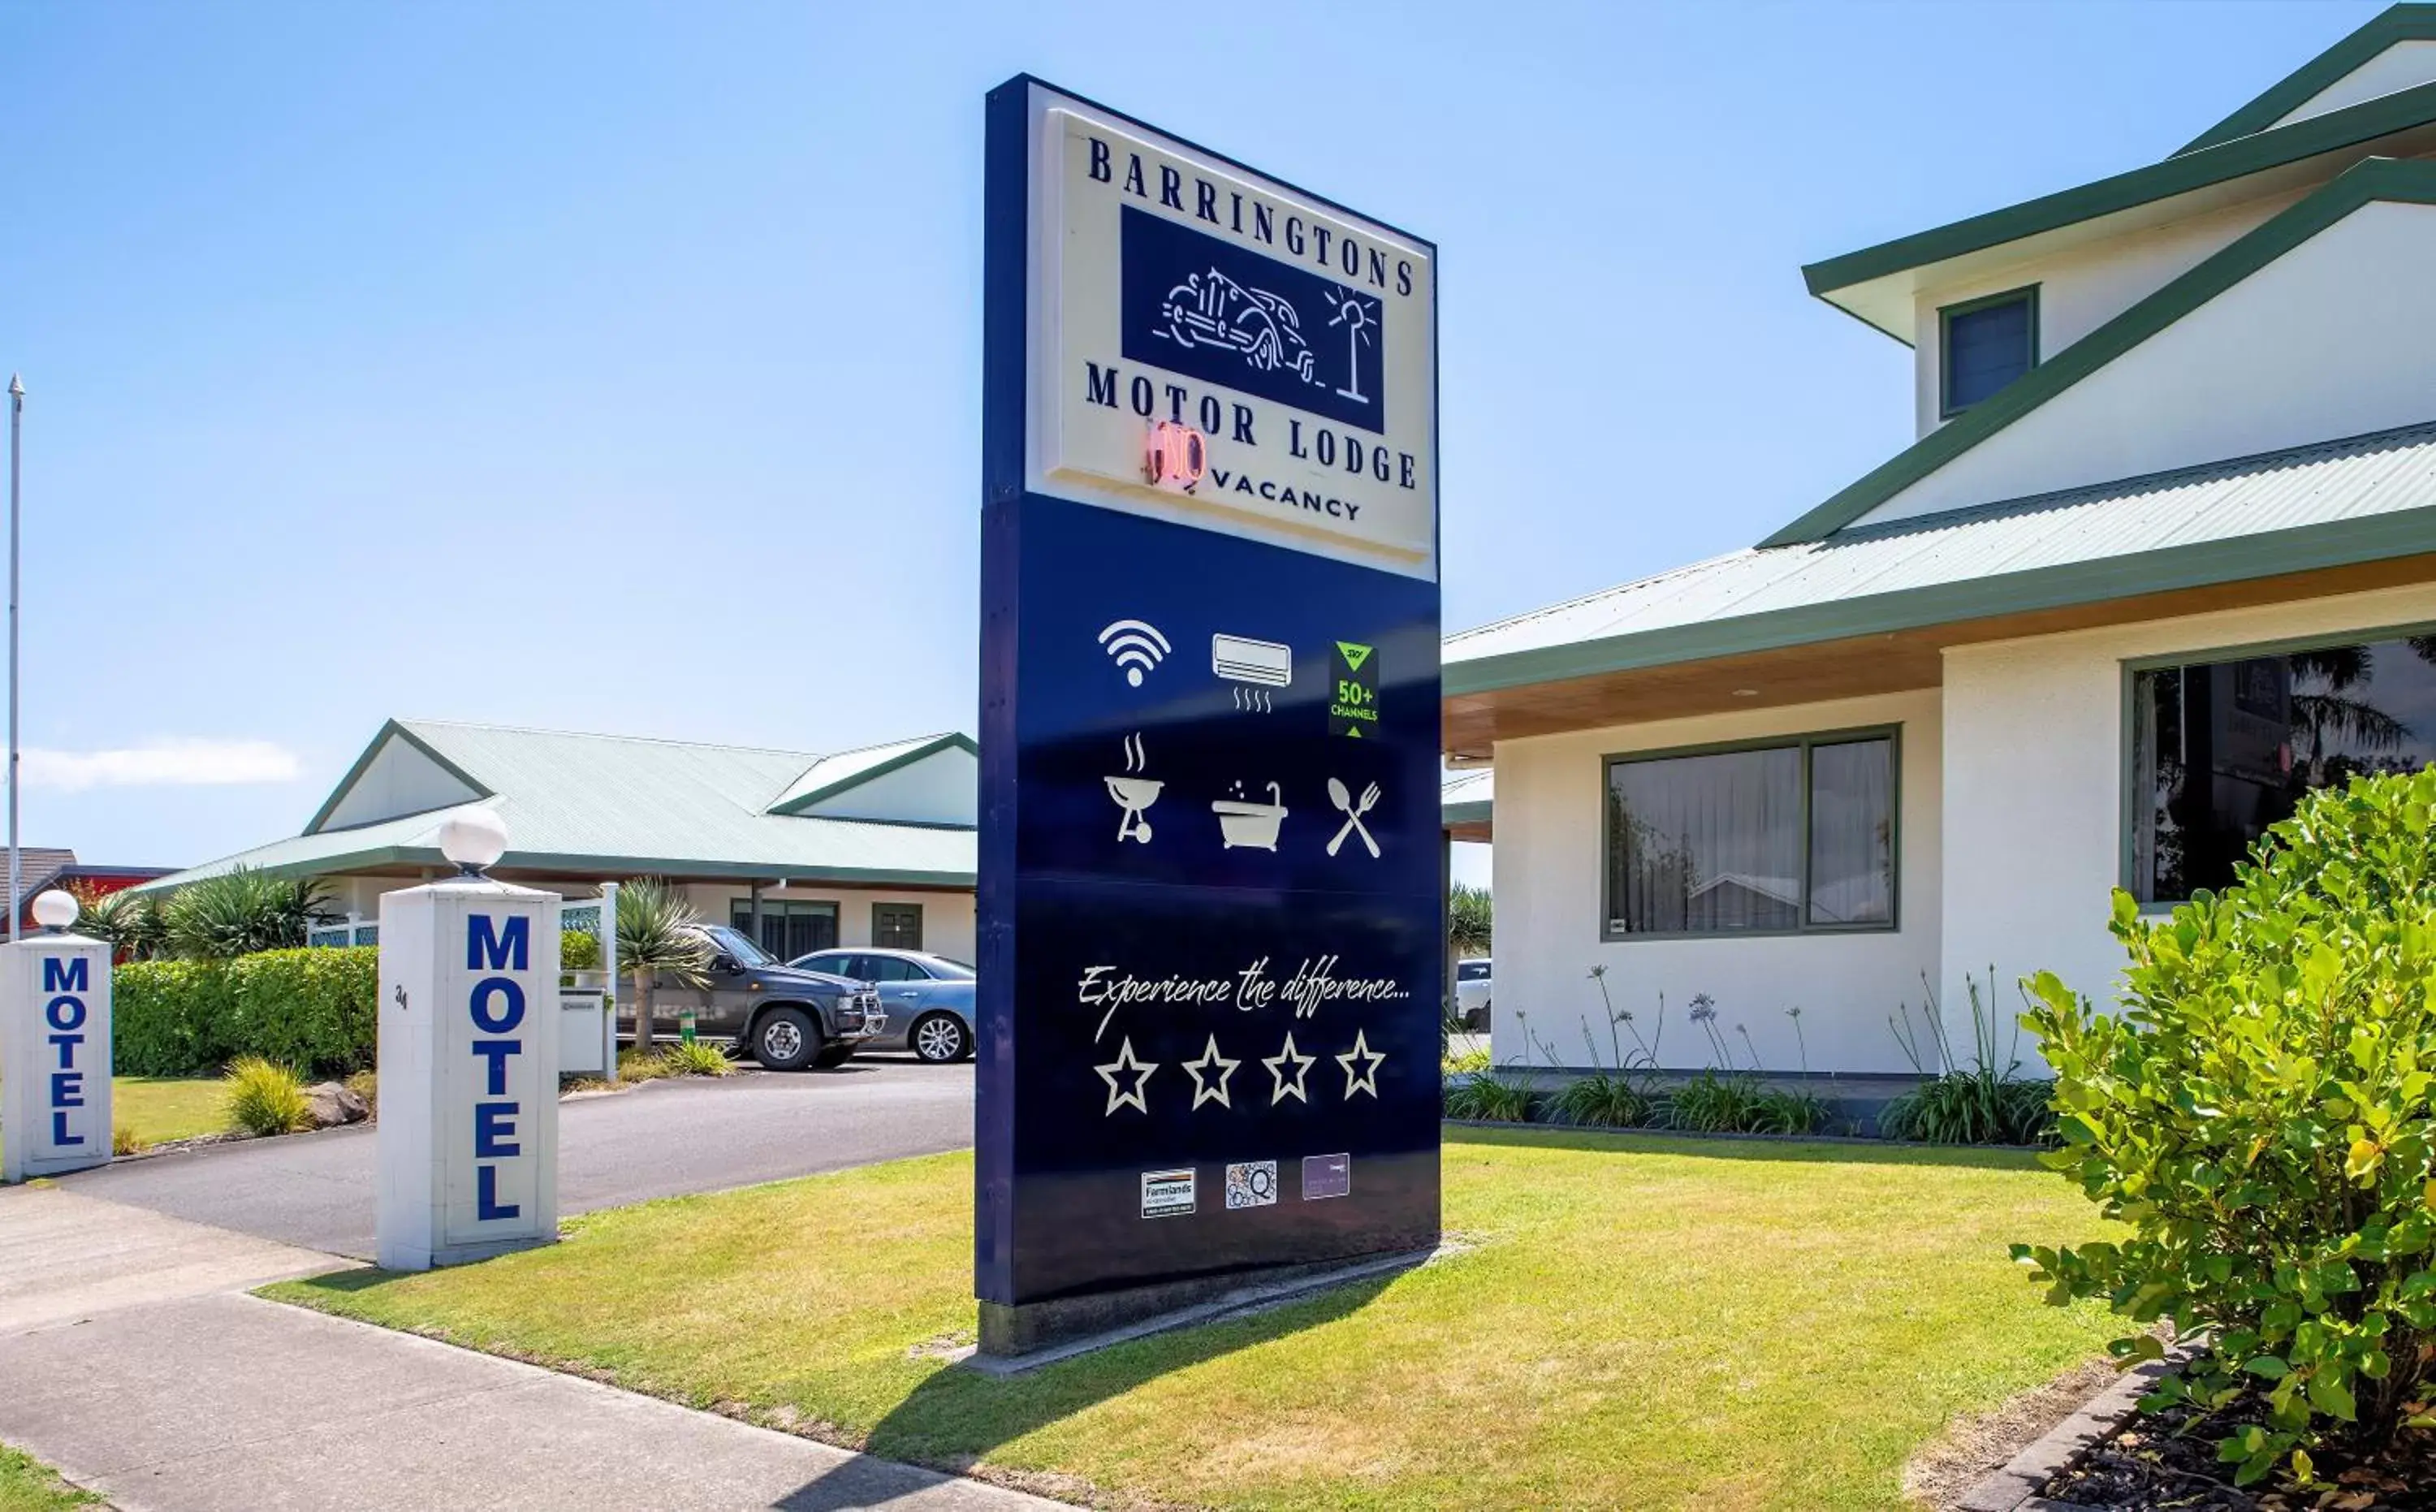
0;1186;1066;1511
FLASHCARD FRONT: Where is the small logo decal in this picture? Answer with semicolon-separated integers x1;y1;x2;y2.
1329;642;1379;739
1141;1168;1197;1218
1302;1153;1352;1200
1226;1160;1279;1210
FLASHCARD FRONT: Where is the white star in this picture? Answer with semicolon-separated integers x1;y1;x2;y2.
1095;1037;1158;1115
1337;1029;1385;1099
1263;1031;1315;1105
1181;1035;1241;1110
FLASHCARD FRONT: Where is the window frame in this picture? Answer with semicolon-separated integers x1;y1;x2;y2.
1599;724;1903;944
2118;617;2436;912
1938;284;2041;420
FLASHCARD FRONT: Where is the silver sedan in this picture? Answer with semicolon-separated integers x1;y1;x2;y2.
787;948;977;1063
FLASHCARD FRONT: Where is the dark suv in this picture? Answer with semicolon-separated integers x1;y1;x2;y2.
620;923;883;1070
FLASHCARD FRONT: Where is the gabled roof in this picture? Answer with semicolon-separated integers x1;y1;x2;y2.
1770;156;2436;547
1803;7;2436;338
143;719;978;893
2178;5;2436;157
1446;419;2436;698
767;732;978;817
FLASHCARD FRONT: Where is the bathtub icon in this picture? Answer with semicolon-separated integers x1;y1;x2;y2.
1212;781;1288;850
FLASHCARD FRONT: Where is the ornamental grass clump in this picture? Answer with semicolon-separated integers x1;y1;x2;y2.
2015;768;2436;1488
222;1056;313;1136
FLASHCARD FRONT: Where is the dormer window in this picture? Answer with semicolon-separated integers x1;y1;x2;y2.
1940;286;2038;417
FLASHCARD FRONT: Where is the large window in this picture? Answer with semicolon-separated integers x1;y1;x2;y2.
729;899;838;961
1604;731;1897;939
1941;287;2037;416
2131;633;2436;903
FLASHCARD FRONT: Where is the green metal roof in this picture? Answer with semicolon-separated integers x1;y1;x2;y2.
142;719;978;893
1447;421;2436;698
1771;158;2436;548
2177;5;2436;158
767;732;978;816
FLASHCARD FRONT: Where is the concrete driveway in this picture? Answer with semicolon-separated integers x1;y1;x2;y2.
55;1058;974;1258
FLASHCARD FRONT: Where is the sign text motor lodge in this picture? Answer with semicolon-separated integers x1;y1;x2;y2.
1030;98;1438;576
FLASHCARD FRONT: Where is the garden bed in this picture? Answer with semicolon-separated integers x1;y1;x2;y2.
2032;1390;2436;1511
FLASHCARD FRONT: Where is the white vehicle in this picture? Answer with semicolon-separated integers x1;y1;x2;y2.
1454;957;1492;1030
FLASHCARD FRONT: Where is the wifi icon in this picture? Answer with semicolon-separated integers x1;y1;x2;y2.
1097;619;1172;688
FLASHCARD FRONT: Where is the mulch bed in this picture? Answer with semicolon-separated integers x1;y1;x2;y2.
2041;1392;2436;1510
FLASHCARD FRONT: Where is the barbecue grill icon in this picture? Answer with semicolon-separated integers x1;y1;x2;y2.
1105;732;1161;845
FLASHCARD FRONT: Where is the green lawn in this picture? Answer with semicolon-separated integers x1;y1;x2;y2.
0;1445;100;1511
0;1074;226;1162
265;1129;2123;1511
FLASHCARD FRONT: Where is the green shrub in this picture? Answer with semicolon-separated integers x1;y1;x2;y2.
162;866;332;959
1669;1069;1769;1133
222;1056;313;1136
1444;1069;1535;1121
1548;1070;1654;1128
114;947;375;1078
660;1039;735;1077
1881;970;2057;1146
1442;1045;1490;1076
114;958;240;1074
1751;1086;1832;1135
560;929;601;972
2016;770;2436;1486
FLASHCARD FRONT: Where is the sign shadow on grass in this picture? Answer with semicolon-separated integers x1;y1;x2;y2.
772;1272;1406;1510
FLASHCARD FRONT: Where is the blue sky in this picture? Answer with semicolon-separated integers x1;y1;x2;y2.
0;0;2388;869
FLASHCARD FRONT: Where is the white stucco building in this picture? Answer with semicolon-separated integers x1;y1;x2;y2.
1446;7;2436;1074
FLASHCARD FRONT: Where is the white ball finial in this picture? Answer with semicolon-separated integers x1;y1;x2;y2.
30;889;80;931
438;810;508;876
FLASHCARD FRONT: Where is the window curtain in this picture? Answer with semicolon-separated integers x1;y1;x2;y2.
1808;739;1894;925
1609;745;1802;934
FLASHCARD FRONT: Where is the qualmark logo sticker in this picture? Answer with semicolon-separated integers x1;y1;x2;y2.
1225;1160;1278;1210
1140;1168;1197;1218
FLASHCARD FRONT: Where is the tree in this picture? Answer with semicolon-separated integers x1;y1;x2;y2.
613;876;708;1049
1448;883;1492;957
67;881;168;961
162;866;332;959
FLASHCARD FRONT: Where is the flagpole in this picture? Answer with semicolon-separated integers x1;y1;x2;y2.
9;373;24;944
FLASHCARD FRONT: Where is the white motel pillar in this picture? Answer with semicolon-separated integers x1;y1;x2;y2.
1;889;113;1183
377;810;562;1271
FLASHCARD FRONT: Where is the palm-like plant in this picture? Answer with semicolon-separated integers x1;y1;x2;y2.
68;883;169;961
613;876;709;1048
162;866;333;959
1448;883;1492;958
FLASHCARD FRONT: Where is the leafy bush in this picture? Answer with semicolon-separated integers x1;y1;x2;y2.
2015;771;2436;1485
71;884;167;961
560;929;601;972
114;958;240;1074
1442;1045;1490;1076
1549;1070;1653;1128
1881;970;2057;1146
1669;1069;1770;1133
1751;1086;1832;1135
162;866;334;959
115;947;376;1078
222;1056;313;1136
659;1039;735;1077
1444;1070;1535;1121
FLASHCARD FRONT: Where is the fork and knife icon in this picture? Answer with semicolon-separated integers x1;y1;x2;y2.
1325;777;1382;858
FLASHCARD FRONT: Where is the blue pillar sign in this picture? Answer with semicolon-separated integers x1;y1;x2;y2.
376;874;562;1271
1;922;113;1184
978;77;1440;1341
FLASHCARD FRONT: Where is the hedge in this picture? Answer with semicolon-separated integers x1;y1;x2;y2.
114;947;377;1078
